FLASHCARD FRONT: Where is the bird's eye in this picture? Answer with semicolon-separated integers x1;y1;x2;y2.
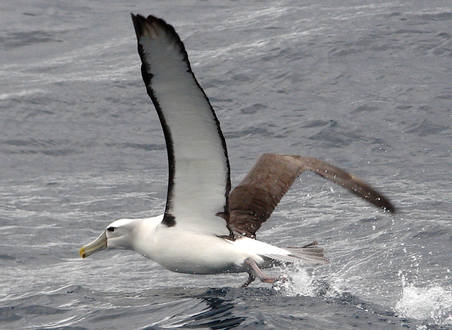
107;227;115;232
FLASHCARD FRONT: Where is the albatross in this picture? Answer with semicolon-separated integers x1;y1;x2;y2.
80;14;395;287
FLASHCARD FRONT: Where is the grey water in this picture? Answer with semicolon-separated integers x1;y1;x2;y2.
1;0;451;329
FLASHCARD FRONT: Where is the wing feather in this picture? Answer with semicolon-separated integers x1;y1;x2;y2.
131;14;231;236
228;153;395;238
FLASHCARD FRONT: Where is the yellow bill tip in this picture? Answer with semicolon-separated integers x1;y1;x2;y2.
79;247;86;258
79;231;107;259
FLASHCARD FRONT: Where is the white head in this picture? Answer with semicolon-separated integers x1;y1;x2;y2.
80;218;141;258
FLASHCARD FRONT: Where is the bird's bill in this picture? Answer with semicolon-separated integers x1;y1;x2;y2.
80;231;107;258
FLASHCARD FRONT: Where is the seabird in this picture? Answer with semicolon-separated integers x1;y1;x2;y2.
80;14;395;287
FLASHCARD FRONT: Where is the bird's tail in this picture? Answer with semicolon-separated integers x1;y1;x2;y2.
286;241;328;264
263;241;328;265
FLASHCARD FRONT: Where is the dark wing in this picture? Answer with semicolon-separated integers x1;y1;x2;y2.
228;153;395;238
131;14;231;236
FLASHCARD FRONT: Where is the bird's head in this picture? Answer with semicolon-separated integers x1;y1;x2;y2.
79;219;139;258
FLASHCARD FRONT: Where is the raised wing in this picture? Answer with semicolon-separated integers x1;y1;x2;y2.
228;153;395;238
131;14;231;236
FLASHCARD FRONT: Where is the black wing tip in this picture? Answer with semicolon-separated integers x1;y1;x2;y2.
381;199;396;214
365;190;396;214
130;13;178;39
130;13;164;24
130;13;144;38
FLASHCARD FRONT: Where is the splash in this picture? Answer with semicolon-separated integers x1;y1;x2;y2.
273;266;333;298
394;275;452;326
274;267;315;296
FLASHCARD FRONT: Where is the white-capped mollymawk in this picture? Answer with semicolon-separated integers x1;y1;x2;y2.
80;14;395;287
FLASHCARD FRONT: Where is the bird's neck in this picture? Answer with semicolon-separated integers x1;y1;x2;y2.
131;215;164;258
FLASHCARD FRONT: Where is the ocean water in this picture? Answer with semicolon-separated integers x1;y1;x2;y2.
1;0;451;329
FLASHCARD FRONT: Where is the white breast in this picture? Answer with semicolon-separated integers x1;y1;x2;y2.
133;223;261;274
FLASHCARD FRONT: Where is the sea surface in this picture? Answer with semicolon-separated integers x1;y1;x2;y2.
1;0;451;329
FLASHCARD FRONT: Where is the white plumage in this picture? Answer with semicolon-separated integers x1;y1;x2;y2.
79;14;394;287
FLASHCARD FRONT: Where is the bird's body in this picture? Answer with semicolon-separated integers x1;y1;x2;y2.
133;215;251;275
100;215;307;276
80;14;395;287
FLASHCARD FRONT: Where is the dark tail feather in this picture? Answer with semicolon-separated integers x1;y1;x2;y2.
286;241;328;264
263;241;328;265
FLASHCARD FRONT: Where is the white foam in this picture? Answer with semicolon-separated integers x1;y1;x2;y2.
0;88;45;100
394;278;452;326
277;267;452;327
273;266;330;297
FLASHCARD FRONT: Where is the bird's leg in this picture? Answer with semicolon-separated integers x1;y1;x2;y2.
243;257;277;284
241;272;256;288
